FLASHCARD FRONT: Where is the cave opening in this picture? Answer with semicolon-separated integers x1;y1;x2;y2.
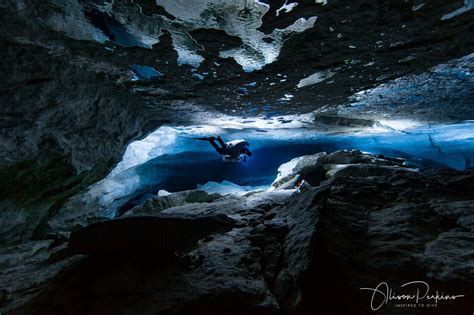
97;119;474;217
2;0;474;313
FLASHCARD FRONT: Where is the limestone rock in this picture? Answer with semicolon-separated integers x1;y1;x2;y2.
2;152;473;314
272;150;413;190
123;189;221;217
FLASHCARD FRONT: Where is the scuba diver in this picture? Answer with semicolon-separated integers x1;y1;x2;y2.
194;136;252;162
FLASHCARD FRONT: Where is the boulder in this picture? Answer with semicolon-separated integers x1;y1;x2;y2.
271;152;327;189
123;189;221;217
272;150;413;190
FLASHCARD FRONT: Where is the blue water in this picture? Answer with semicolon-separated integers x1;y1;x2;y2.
131;64;162;81
134;127;473;193
135;144;329;191
103;53;474;213
117;144;333;213
105;121;474;214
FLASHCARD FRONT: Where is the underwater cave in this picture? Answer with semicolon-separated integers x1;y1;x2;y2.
0;0;473;314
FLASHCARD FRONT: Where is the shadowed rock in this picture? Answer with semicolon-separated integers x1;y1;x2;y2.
68;214;235;255
2;152;474;314
315;114;376;128
122;189;222;217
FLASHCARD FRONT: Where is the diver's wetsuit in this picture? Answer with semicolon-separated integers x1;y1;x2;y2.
207;136;228;155
195;136;252;161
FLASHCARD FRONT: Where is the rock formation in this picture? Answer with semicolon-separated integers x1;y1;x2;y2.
1;151;472;314
1;1;473;313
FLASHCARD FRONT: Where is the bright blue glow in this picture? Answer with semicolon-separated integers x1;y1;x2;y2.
80;53;474;217
100;120;474;214
131;65;162;81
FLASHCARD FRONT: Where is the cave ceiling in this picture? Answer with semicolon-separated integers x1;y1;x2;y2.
3;0;474;120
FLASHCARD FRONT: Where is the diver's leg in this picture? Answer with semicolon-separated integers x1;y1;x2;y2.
208;138;224;154
216;136;226;148
215;136;228;155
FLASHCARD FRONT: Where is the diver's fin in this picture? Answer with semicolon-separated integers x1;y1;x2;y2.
193;137;218;141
